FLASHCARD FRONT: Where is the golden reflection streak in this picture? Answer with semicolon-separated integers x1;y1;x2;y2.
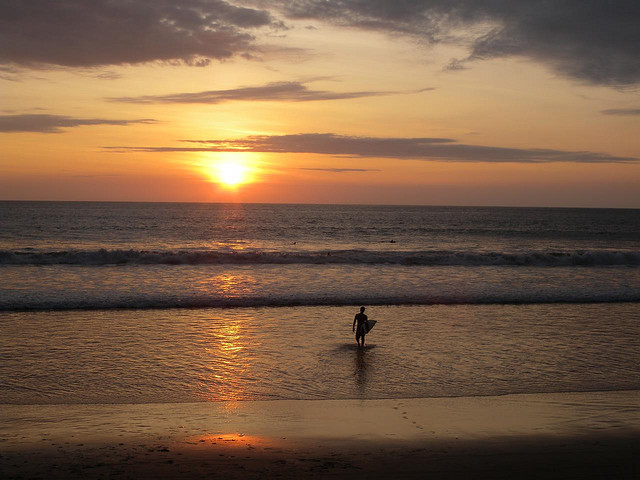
197;273;260;408
202;321;247;408
196;272;258;298
187;433;268;448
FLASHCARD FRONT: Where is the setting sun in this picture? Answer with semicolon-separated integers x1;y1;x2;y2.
200;153;258;189
217;161;247;187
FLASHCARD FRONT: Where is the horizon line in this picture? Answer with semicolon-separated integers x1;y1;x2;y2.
1;199;638;210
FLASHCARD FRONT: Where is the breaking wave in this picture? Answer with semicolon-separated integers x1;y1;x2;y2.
2;292;639;312
1;248;639;267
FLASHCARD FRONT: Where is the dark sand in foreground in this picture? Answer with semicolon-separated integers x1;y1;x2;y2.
2;391;639;479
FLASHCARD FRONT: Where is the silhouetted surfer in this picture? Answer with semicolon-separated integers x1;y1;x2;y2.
352;306;369;347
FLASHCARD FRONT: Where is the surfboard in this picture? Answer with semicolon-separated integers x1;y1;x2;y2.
364;319;377;334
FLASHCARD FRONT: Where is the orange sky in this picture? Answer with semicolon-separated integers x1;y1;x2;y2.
1;1;639;207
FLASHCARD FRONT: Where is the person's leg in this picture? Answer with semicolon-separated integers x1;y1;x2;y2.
356;331;361;346
361;333;365;347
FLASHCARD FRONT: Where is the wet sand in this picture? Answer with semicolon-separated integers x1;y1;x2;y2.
2;390;639;479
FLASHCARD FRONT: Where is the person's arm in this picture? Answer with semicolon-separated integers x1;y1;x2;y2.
352;315;357;332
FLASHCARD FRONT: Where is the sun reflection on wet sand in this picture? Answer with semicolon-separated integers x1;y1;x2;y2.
186;433;269;448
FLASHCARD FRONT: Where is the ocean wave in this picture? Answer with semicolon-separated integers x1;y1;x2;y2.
1;248;639;267
2;292;639;312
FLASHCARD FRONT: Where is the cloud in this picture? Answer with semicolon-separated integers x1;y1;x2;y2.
299;167;380;172
445;59;468;71
601;108;640;116
94;71;123;81
7;2;636;87
106;133;638;163
267;1;640;87
108;80;411;104
0;65;21;81
0;114;155;133
0;0;276;68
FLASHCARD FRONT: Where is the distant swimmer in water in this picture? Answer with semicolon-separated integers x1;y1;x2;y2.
352;306;369;347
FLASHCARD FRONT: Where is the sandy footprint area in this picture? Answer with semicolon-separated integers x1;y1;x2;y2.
2;391;639;479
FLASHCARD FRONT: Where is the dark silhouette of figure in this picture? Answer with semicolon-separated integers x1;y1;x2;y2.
352;306;369;347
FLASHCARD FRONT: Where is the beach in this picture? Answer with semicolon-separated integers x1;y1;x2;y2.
2;202;639;478
2;391;639;478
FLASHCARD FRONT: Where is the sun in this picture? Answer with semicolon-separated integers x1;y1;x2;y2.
217;161;247;187
200;153;258;189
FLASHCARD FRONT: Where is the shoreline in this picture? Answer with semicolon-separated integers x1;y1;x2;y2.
2;390;639;479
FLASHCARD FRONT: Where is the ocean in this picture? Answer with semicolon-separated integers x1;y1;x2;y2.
1;201;639;404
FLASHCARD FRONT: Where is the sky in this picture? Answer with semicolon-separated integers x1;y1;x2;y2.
1;0;639;207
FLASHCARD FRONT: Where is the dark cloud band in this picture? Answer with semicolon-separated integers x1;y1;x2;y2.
601;108;640;116
299;167;380;172
0;0;275;67
108;81;397;104
4;1;638;88
270;0;640;87
0;114;155;133
106;133;637;164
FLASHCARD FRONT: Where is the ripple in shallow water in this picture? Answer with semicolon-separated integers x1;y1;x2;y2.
1;303;639;404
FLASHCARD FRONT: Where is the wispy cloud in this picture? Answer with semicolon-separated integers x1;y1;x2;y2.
0;0;278;68
601;108;640;116
299;167;380;172
91;71;123;81
106;133;638;163
0;65;21;81
108;81;431;104
0;114;155;133
268;1;640;87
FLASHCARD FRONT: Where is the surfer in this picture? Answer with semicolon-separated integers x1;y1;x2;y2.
352;306;369;347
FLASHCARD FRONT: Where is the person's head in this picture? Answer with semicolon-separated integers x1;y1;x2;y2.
360;306;365;313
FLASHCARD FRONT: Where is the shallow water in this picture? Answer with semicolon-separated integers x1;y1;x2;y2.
1;202;638;405
2;265;639;310
2;303;638;405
